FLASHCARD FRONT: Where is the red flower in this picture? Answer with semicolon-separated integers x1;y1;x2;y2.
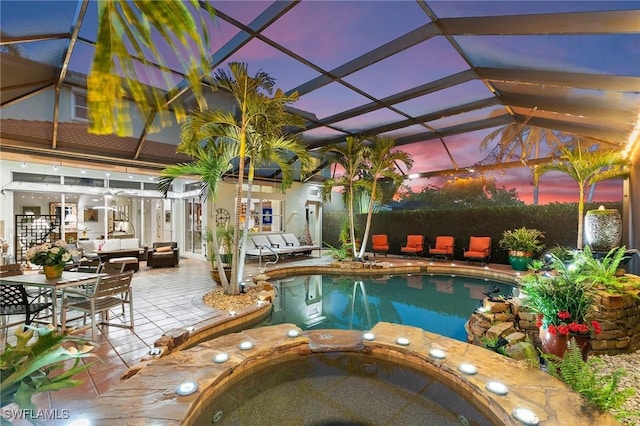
592;321;602;335
547;324;557;335
557;324;570;336
557;311;571;320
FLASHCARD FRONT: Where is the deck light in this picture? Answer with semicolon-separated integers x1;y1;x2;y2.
363;332;375;341
512;408;539;425
186;326;195;333
287;329;300;337
458;363;477;375
429;348;446;359
238;341;254;350
228;310;236;316
213;353;229;363
486;381;508;395
396;337;410;346
176;381;198;396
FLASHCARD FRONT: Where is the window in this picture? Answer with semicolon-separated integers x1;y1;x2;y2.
72;92;89;121
240;198;282;232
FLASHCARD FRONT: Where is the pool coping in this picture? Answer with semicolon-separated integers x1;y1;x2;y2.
67;263;618;425
71;322;618;425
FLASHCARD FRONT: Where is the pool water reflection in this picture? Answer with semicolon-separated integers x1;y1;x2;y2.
264;274;516;341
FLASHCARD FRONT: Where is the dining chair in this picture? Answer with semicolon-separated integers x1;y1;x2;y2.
61;271;134;340
1;275;53;329
73;258;104;274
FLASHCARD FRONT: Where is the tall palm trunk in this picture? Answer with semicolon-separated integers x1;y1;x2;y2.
230;130;247;295
358;180;378;259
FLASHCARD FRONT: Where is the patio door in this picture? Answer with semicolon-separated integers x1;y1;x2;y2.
184;198;202;255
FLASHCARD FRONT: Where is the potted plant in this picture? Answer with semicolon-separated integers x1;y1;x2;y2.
24;240;76;279
206;226;234;285
498;227;545;271
520;256;601;360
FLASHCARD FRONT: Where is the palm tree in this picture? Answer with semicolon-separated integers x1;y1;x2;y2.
320;136;370;259
357;136;413;259
479;124;601;204
534;142;630;249
89;1;216;135
205;63;309;294
157;110;238;292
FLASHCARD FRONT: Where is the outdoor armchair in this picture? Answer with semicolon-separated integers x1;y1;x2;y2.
463;236;492;265
428;236;455;261
147;242;179;268
400;235;424;257
371;234;389;257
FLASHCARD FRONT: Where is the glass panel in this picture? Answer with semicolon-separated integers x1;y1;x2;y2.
427;105;508;130
68;42;95;75
262;1;427;69
430;1;639;17
296;82;370;120
457;34;640;76
343;37;469;100
222;38;321;92
12;172;60;184
332;109;407;134
11;39;67;68
302;126;348;145
0;1;77;37
394;80;493;117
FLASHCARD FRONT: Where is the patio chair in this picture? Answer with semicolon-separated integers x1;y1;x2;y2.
463;236;492;265
147;242;179;268
400;235;424;257
371;234;389;257
61;271;134;340
1;263;53;329
428;236;455;261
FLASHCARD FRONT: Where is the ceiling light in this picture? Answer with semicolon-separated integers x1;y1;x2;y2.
128;174;133;179
81;169;86;174
21;162;26;168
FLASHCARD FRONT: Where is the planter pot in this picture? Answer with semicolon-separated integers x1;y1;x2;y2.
211;267;231;285
539;327;591;361
43;264;64;279
584;208;622;251
507;250;533;271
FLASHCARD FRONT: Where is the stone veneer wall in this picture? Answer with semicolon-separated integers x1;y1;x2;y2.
470;288;640;356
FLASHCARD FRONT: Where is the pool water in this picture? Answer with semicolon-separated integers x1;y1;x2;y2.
196;353;495;426
264;274;515;341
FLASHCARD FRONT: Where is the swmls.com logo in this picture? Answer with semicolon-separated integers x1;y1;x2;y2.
2;409;70;420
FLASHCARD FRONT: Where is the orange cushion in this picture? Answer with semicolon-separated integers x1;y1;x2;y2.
469;237;490;252
156;246;172;253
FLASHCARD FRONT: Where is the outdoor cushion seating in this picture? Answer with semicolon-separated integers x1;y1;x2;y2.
281;233;320;256
147;242;179;268
251;235;295;257
109;256;139;272
371;234;389;257
428;236;455;261
401;235;425;257
78;238;145;268
463;236;492;265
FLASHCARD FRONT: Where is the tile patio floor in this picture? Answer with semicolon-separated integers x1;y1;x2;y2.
1;253;514;424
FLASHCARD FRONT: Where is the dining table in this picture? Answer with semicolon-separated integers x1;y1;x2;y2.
0;270;103;329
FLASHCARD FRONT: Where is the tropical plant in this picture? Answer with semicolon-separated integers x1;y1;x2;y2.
573;245;629;292
1;326;95;415
498;227;545;254
478;123;599;204
521;255;599;338
88;1;216;135
321;136;370;259
356;136;413;259
542;341;636;419
534;143;630;249
545;245;576;263
158;110;237;289
203;62;312;294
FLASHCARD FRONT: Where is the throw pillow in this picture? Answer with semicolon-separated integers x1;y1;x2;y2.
156;246;172;253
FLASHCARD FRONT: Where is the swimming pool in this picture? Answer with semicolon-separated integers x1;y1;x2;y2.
264;274;516;341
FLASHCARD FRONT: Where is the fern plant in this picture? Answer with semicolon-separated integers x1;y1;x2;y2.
574;245;629;292
542;340;636;418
